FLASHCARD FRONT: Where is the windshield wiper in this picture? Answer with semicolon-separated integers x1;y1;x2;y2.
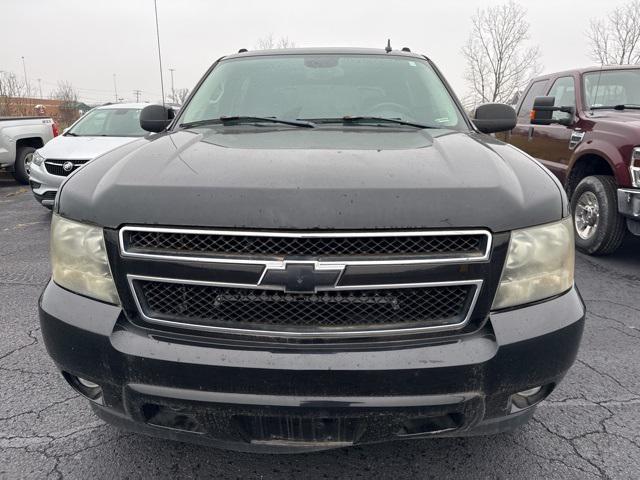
64;131;78;136
306;116;434;129
179;116;315;129
590;104;640;111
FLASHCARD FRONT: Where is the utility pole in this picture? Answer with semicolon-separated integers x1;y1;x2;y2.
113;73;118;103
37;78;43;99
133;89;142;102
21;56;29;95
168;68;175;103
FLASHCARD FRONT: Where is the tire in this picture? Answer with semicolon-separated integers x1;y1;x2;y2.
570;175;626;255
12;146;36;184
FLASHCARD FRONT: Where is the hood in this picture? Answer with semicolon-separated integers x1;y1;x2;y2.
587;110;640;137
58;127;565;232
589;110;640;126
39;134;141;160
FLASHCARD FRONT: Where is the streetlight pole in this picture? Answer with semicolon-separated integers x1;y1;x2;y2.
37;78;43;99
113;74;118;103
168;68;175;103
21;56;29;95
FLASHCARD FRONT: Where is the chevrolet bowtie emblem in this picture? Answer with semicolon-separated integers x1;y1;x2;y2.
259;262;344;293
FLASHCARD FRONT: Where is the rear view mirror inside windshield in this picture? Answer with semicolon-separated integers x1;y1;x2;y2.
304;56;339;68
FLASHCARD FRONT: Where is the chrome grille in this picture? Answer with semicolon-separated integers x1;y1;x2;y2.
120;227;491;338
123;228;489;260
135;280;474;332
44;159;89;177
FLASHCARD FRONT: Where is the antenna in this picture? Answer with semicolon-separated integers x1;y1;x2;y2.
153;0;166;107
590;64;605;111
385;39;392;53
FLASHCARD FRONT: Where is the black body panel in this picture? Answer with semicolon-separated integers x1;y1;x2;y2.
56;129;564;232
40;281;585;452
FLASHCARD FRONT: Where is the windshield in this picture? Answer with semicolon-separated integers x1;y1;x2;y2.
178;55;467;130
583;69;640;109
68;108;147;137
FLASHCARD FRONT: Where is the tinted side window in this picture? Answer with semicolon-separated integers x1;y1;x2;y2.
517;80;548;120
548;76;576;121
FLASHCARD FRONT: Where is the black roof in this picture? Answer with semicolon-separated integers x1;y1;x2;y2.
225;47;425;60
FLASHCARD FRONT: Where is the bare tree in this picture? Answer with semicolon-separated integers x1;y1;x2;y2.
173;88;189;105
0;71;30;116
170;87;190;105
462;1;541;108
255;34;296;49
586;0;640;65
53;81;80;127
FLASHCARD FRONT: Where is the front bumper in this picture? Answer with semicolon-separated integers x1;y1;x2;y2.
618;188;640;235
40;281;585;452
28;161;63;207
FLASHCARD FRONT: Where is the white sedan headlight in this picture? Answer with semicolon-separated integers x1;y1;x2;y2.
32;150;45;166
492;216;574;310
51;215;120;305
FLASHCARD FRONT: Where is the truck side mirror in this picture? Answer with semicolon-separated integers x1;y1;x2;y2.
140;105;172;133
531;96;575;126
473;103;517;134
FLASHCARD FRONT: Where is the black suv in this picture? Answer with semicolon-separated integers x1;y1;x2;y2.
40;48;584;452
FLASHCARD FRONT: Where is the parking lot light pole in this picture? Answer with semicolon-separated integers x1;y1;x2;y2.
169;68;175;103
21;56;29;95
113;74;118;103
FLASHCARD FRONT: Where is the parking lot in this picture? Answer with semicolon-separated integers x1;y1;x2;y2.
1;175;639;480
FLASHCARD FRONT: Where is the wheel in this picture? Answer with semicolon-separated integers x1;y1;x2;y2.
570;175;626;255
12;146;36;184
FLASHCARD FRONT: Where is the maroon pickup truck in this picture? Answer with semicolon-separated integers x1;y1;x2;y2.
500;66;639;255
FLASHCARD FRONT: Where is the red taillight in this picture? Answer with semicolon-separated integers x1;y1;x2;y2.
52;123;60;137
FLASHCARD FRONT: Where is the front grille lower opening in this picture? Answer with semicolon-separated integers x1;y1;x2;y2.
135;280;474;333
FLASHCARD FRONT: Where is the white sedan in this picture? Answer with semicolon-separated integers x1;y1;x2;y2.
28;103;153;208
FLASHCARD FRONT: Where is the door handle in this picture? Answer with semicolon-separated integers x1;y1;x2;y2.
528;126;534;141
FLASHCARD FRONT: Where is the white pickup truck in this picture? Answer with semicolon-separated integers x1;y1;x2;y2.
0;116;58;184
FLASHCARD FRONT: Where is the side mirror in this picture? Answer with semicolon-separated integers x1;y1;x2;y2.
531;96;575;126
140;105;172;133
473;103;517;134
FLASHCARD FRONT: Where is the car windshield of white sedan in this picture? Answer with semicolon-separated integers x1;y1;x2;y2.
179;55;467;130
67;108;146;137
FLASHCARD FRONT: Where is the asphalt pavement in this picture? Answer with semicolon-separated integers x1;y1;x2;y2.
1;175;639;479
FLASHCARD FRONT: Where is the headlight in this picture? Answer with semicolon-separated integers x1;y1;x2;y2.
51;215;120;305
32;150;45;166
631;147;640;188
492;216;574;310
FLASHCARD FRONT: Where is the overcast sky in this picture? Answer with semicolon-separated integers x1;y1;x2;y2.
0;0;630;104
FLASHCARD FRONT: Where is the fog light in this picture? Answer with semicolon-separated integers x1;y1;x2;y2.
62;372;103;404
510;384;550;412
77;377;100;389
517;386;542;397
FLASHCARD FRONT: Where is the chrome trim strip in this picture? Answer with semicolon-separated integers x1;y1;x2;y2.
118;226;493;266
126;274;483;338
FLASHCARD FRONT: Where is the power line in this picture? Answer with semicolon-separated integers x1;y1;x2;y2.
133;89;142;102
